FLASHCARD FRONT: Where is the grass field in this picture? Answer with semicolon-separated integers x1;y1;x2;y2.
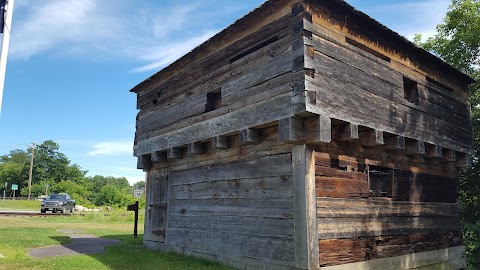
0;206;230;269
0;199;40;210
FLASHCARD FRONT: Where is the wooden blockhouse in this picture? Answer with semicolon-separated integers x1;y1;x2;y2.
131;0;474;269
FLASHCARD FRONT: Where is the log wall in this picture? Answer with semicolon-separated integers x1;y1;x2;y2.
132;1;473;269
133;0;302;157
144;127;299;270
295;2;473;154
314;151;463;268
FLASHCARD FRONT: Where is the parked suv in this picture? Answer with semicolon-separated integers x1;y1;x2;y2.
40;193;75;213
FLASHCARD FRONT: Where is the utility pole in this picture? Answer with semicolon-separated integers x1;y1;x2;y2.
27;142;35;200
0;0;15;114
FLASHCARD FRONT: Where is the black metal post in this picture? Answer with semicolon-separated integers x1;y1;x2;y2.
134;201;138;238
127;200;139;238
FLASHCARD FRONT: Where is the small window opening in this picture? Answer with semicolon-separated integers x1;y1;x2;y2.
346;37;391;62
205;90;223;112
403;77;418;104
368;165;393;197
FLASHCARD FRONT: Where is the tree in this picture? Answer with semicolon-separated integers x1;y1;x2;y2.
0;140;87;197
50;180;90;204
133;181;145;189
0;149;29;164
415;1;480;268
0;163;26;194
94;185;135;207
33;140;71;183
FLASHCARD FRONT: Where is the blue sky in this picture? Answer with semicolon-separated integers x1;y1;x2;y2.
0;0;451;185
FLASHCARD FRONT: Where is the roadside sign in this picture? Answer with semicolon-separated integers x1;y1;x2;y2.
11;184;18;190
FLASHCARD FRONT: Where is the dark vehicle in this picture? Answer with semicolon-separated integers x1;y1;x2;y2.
40;194;75;213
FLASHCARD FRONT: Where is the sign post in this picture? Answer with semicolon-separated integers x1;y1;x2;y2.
2;182;6;205
11;183;17;199
127;201;139;238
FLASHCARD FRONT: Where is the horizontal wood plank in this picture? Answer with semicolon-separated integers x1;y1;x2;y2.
171;175;293;200
317;216;462;239
135;93;295;156
170;153;292;186
316;197;460;218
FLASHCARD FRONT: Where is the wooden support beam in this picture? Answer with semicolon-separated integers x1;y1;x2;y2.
279;116;304;143
292;145;319;269
137;154;152;171
212;135;230;149
442;149;456;162
334;123;359;142
455;152;472;168
279;115;332;144
167;148;183;159
306;114;331;143
385;136;405;150
187;142;206;155
151;151;167;162
405;140;426;156
425;145;443;159
240;128;261;145
359;130;384;146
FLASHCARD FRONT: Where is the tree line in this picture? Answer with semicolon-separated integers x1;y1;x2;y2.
0;140;145;208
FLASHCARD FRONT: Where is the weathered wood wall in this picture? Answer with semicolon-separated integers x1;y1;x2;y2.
144;127;299;270
132;1;474;269
313;149;462;267
292;1;473;155
133;0;303;157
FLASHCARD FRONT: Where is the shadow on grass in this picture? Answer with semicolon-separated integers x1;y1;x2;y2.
47;234;230;270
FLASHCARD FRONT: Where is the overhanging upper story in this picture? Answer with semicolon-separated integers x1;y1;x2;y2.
131;0;474;169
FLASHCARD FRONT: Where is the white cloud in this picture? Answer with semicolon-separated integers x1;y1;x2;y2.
11;0;122;59
364;0;450;40
10;0;222;72
88;140;133;156
130;30;218;73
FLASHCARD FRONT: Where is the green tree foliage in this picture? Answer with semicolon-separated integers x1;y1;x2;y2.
0;149;30;193
0;141;88;196
0;162;27;195
133;181;145;189
0;140;143;208
49;180;90;204
94;185;136;207
0;149;29;164
20;182;47;197
415;0;480;268
33;140;72;183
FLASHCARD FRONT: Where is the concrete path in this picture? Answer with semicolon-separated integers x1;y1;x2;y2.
28;230;120;259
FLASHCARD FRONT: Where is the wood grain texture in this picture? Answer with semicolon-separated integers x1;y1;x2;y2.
293;145;320;269
162;151;295;268
135;92;294;156
318;233;462;267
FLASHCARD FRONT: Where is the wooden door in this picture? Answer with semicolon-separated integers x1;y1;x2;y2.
145;168;169;242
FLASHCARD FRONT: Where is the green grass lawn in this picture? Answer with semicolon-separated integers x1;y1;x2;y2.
0;215;231;270
0;199;40;210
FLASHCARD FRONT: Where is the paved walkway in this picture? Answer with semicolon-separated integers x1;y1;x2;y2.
28;230;120;258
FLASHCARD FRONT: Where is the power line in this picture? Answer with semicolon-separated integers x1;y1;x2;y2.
0;142;30;149
59;146;134;160
68;156;135;168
